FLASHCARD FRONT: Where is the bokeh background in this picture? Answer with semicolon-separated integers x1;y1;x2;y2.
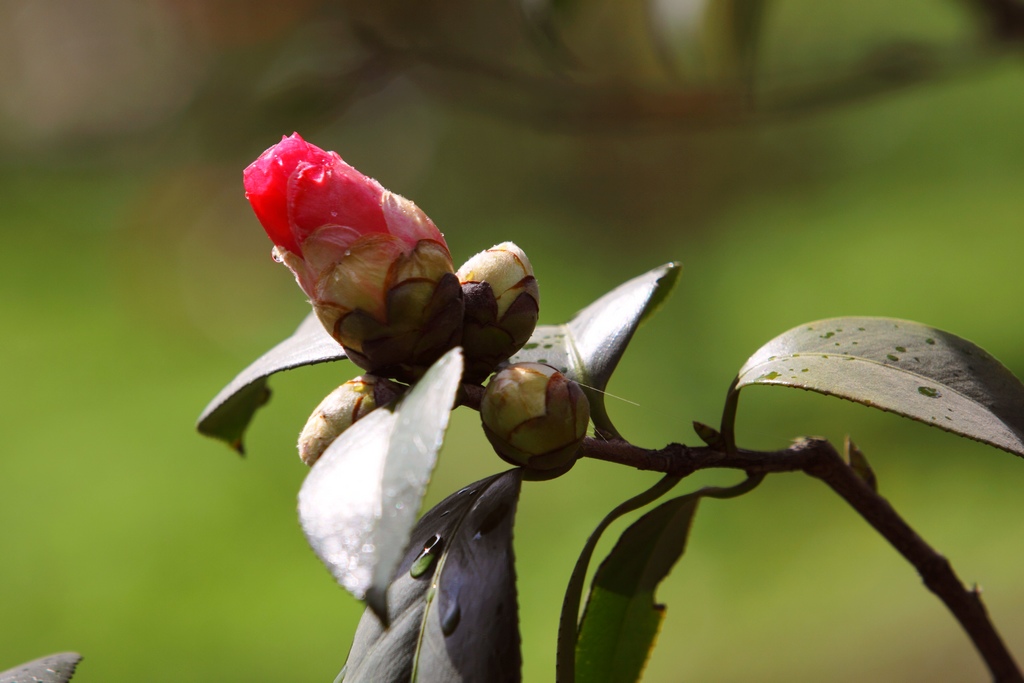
2;1;1023;681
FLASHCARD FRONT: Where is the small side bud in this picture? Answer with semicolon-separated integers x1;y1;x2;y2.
457;242;540;383
693;421;722;448
844;435;878;492
297;375;402;466
480;362;589;474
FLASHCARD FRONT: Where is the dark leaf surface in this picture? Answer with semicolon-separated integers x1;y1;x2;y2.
575;496;699;683
299;348;464;620
340;469;524;683
512;262;680;438
0;653;81;683
735;317;1024;458
197;313;347;452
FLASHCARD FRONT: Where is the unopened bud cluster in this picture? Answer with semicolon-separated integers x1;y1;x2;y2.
244;134;588;472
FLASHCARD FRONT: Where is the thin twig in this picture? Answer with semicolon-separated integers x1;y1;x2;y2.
579;436;1024;683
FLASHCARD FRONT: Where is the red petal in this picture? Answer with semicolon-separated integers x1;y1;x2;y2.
286;156;389;245
243;133;337;255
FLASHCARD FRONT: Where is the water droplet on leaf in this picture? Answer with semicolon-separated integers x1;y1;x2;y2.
410;534;444;578
441;598;461;635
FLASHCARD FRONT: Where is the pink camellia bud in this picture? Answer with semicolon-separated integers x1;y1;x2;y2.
243;133;463;381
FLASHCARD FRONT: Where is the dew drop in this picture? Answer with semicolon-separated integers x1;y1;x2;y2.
474;503;510;540
410;553;434;578
441;598;461;635
410;534;444;579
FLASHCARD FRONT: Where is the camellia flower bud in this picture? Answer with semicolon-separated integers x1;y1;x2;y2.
457;242;540;383
480;362;589;473
297;375;403;466
244;133;463;382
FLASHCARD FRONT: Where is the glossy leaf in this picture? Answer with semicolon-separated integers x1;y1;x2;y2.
576;496;699;683
299;348;464;620
197;313;346;452
512;262;680;438
339;469;524;683
0;652;81;683
734;317;1024;458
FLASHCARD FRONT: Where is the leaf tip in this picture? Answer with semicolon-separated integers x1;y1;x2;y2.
844;436;878;492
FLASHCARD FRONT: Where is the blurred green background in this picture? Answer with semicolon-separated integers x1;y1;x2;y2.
2;1;1023;681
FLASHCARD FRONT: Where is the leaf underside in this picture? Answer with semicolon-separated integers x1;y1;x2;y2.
512;262;680;438
575;496;699;683
340;469;524;683
0;652;82;683
299;348;464;621
196;313;347;452
735;317;1024;458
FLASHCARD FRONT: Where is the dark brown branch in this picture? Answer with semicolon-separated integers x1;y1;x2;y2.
456;382;485;411
579;436;1023;683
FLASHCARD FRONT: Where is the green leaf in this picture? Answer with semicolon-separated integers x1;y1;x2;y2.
339;469;524;683
556;475;682;683
573;475;762;683
513;262;680;438
734;317;1024;458
299;348;464;621
575;496;699;683
0;652;81;683
196;313;347;453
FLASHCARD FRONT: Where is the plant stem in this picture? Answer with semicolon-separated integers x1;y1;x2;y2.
579;436;1024;682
